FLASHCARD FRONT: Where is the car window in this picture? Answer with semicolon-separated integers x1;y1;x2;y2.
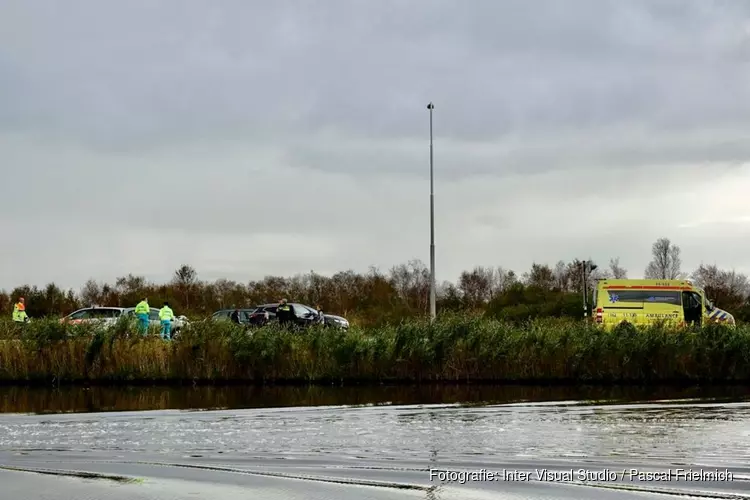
89;309;120;318
148;308;160;321
293;304;314;317
68;309;90;320
213;311;229;319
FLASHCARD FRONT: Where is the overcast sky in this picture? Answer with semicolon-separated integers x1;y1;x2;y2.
2;0;750;290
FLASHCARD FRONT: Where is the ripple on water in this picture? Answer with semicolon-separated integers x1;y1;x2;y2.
0;400;749;466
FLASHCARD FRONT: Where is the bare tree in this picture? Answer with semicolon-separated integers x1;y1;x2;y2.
458;266;510;305
723;269;750;297
80;279;101;306
388;260;430;311
498;268;517;291
691;263;750;308
211;278;238;308
567;259;602;292
486;266;513;297
644;238;683;279
173;265;197;286
172;265;198;309
437;280;463;310
523;263;556;290
553;260;569;290
691;263;723;291
609;257;627;279
115;274;146;295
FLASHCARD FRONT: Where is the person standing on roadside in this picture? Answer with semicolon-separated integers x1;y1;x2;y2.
230;308;241;324
134;297;150;335
315;304;325;325
12;297;29;323
277;299;291;327
159;301;174;340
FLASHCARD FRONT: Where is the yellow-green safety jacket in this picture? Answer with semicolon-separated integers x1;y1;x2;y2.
135;300;149;315
12;302;28;322
159;306;174;321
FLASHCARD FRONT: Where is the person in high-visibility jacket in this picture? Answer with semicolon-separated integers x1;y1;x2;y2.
12;297;29;323
158;302;174;340
277;299;292;326
134;298;150;334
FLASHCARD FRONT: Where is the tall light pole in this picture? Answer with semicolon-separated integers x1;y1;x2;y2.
581;260;587;318
427;102;436;322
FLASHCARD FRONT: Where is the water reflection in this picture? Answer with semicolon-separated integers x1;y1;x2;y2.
5;397;748;465
2;387;750;499
2;383;750;414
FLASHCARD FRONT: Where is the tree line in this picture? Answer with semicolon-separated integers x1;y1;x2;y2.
2;237;750;326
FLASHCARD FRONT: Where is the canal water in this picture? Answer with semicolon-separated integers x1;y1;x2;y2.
1;384;749;499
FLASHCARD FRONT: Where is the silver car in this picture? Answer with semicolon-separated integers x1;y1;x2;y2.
62;306;189;332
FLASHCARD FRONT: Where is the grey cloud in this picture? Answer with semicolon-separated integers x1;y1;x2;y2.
3;1;750;289
285;125;750;180
3;0;750;151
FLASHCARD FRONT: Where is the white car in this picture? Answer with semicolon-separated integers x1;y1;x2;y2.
61;306;189;332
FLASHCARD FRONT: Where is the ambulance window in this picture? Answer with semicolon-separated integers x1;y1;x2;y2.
690;292;702;308
606;290;681;305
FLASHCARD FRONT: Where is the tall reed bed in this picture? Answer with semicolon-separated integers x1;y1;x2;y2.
0;314;748;383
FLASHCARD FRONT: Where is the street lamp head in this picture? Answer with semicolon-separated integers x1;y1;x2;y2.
427;102;434;110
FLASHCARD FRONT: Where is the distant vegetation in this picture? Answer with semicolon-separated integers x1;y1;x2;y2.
0;314;747;384
3;236;750;327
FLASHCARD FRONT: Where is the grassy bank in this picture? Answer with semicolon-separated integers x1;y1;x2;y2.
0;314;748;384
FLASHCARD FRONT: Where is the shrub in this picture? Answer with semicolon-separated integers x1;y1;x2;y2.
0;314;748;384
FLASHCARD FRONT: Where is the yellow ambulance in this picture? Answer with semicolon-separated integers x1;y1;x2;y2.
592;279;735;330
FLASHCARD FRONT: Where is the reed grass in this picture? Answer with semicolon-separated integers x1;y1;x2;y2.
0;313;748;384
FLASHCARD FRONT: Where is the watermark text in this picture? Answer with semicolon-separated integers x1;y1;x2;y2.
428;468;734;484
